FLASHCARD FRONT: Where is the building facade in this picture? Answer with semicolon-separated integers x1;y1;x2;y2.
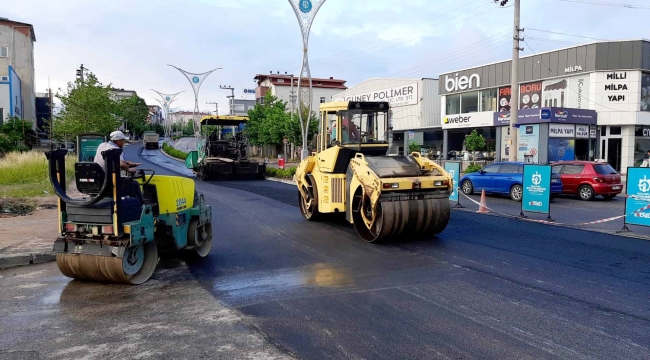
332;78;440;155
253;73;347;112
438;39;650;174
35;91;51;134
147;104;163;124
229;98;256;116
0;18;36;125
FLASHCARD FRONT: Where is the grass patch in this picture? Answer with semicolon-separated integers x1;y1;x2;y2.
0;151;76;197
162;142;189;160
266;166;296;180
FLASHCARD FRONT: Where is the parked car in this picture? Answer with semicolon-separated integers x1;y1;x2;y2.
459;161;563;202
550;161;622;200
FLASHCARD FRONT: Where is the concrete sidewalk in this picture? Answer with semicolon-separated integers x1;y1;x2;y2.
0;182;83;270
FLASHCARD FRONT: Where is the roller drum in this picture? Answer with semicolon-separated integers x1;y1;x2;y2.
56;241;159;285
354;198;451;243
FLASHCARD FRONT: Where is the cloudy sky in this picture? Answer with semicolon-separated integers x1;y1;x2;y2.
5;0;649;113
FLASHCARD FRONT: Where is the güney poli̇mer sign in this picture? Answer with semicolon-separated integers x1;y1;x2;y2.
336;83;418;107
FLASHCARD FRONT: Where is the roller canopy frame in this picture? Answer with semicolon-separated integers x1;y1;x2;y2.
45;147;122;206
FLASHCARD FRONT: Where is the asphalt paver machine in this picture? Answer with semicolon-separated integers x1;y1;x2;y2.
45;145;213;285
295;101;453;243
185;115;266;180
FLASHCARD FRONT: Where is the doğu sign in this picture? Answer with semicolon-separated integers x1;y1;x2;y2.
336;83;418;107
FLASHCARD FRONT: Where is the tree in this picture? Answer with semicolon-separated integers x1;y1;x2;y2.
245;91;291;146
53;71;120;140
0;116;35;153
284;106;318;146
115;95;149;137
408;141;420;154
464;129;486;161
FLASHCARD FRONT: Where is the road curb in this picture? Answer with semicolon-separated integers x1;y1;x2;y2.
451;205;650;241
160;146;185;163
266;177;296;185
0;252;56;270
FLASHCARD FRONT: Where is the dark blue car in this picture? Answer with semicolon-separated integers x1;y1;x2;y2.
459;162;563;202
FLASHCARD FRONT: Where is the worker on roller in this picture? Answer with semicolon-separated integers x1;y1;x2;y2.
94;130;141;174
330;114;360;143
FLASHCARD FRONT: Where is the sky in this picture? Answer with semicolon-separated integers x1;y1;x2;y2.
5;0;650;114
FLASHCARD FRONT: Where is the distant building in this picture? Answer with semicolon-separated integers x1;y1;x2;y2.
229;98;256;116
35;91;51;134
147;104;163;124
170;111;212;125
111;88;138;102
0;17;36;126
253;73;347;112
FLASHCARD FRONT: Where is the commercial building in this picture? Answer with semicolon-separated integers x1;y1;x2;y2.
332;78;440;155
147;105;163;124
0;17;36;125
438;39;650;173
253;72;347;111
229;98;255;116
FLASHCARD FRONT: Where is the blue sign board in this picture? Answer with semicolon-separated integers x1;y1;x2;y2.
624;167;650;227
192;76;200;83
444;161;460;202
493;107;596;126
299;0;312;13
521;164;551;214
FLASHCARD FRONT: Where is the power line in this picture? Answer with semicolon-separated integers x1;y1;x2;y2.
309;0;487;66
312;1;499;68
527;28;606;41
386;32;513;78
526;37;580;45
553;0;650;9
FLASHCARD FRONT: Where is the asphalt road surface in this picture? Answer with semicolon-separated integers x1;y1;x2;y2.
1;142;649;360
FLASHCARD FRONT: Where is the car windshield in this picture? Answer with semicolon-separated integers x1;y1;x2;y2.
594;164;617;175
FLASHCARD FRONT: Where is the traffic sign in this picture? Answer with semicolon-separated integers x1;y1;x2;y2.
521;164;551;215
624;167;650;227
444;161;460;203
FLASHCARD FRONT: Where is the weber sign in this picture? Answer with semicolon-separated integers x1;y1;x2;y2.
335;83;418;107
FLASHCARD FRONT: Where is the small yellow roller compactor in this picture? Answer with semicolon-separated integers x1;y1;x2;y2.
295;101;453;243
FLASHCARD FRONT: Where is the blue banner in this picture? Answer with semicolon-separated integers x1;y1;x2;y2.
522;164;551;214
444;161;460;202
624;167;650;227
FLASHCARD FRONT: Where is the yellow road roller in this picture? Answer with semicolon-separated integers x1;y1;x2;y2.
295;101;453;243
45;147;213;285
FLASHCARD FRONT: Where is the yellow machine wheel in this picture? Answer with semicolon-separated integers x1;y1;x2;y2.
56;241;159;285
352;194;451;243
188;219;213;258
298;174;322;221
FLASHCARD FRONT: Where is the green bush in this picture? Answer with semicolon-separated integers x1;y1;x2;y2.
464;162;483;174
162;142;188;160
266;166;296;179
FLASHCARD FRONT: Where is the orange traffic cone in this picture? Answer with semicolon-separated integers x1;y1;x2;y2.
477;189;489;213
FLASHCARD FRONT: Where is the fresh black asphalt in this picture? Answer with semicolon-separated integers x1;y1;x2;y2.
136;144;650;359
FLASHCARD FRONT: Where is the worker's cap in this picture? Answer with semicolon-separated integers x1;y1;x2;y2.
110;130;126;141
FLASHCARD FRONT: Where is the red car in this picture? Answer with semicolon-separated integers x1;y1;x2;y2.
551;161;623;200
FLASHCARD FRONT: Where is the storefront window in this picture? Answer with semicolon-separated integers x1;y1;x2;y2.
480;89;498;112
461;91;479;113
446;94;461;115
641;73;650;111
634;126;650;165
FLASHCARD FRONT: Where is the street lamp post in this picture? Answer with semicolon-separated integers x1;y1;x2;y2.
168;65;221;139
288;0;327;161
151;90;183;138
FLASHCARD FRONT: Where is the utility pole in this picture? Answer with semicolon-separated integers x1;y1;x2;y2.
48;80;54;150
76;64;85;82
220;85;236;138
497;0;524;161
206;101;219;115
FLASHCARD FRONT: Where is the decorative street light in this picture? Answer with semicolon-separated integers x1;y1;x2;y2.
151;90;183;138
167;65;221;139
288;0;326;161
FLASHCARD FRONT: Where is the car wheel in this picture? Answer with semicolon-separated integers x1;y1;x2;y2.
461;180;473;195
602;194;616;200
510;184;523;202
578;185;594;201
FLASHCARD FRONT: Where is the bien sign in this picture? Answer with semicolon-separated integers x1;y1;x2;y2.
445;73;480;93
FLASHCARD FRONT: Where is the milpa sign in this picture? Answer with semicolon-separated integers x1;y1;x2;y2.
335;83;418;107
